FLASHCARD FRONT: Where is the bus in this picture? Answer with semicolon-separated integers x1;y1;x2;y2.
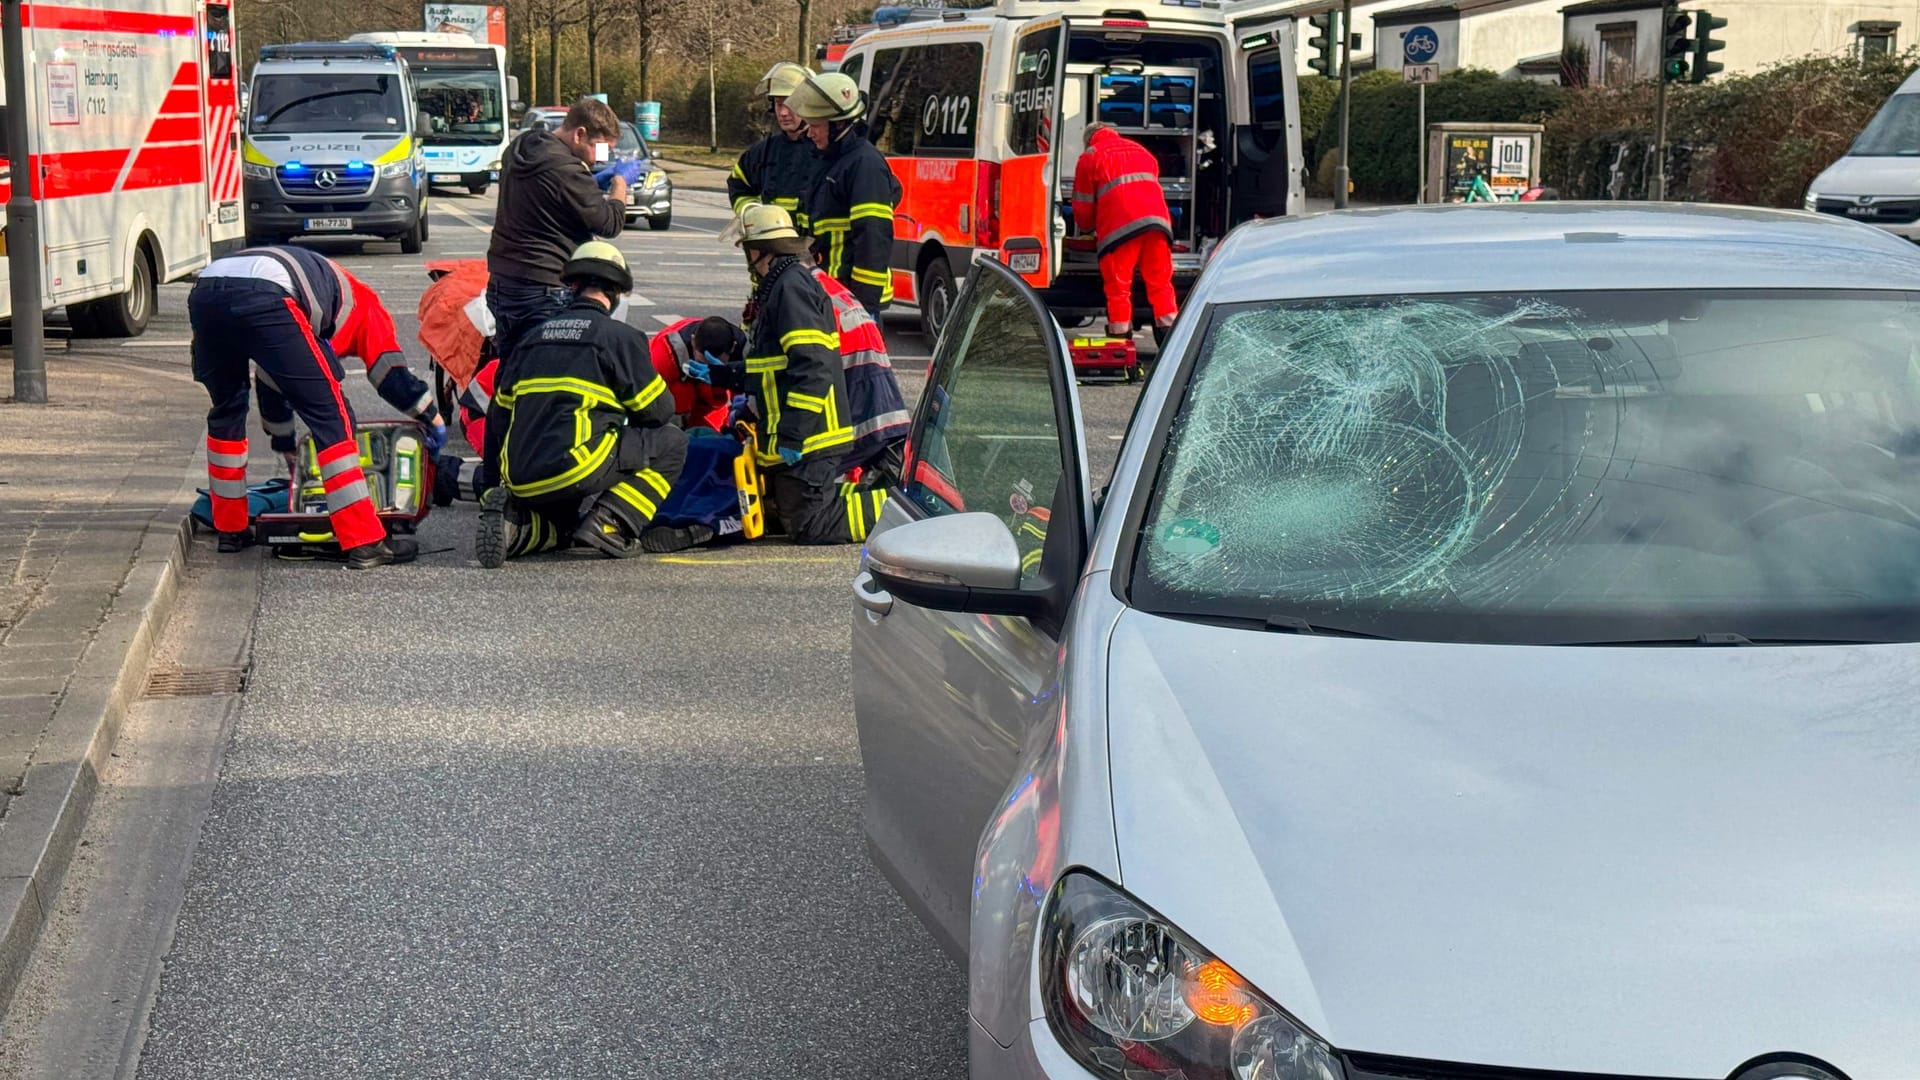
348;31;516;195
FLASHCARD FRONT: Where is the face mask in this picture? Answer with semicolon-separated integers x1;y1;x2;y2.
592;141;611;164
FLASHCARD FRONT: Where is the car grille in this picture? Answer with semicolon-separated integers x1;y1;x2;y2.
279;168;375;198
1815;197;1920;224
1343;1053;1697;1080
271;201;374;214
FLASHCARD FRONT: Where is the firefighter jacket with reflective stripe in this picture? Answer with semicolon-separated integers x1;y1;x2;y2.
806;128;900;316
728;131;823;230
1071;128;1173;256
811;268;908;470
649;317;738;431
494;297;673;498
738;259;853;466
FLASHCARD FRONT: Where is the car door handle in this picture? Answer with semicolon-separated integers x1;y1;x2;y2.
853;569;893;617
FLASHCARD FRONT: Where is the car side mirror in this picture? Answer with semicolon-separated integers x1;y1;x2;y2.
866;512;1049;620
415;110;432;138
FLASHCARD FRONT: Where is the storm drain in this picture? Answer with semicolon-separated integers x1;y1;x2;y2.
142;665;250;698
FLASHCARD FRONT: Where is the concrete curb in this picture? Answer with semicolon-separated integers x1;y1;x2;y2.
0;459;203;1016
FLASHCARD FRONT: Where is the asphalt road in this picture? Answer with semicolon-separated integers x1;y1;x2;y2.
90;185;1145;1078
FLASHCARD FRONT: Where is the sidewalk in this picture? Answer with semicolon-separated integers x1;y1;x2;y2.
659;157;729;194
0;347;207;1010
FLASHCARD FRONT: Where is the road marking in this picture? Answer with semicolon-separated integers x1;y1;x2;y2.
655;261;717;267
656;553;845;565
652;314;684;326
122;338;192;347
440;201;492;231
626;292;656;308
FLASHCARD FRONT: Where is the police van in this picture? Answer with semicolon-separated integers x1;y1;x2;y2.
0;0;243;337
836;0;1303;338
241;42;431;252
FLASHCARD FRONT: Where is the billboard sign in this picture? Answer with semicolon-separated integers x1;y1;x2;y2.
423;3;506;46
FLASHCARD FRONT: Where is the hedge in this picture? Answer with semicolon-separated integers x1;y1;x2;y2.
1315;68;1565;202
1541;49;1920;205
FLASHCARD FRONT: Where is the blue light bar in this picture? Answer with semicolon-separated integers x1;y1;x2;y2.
284;161;305;172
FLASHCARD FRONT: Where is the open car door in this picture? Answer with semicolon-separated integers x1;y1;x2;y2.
995;17;1069;288
848;255;1092;958
1226;0;1306;221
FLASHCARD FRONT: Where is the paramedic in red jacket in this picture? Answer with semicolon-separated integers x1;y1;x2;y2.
649;316;742;431
1072;122;1178;340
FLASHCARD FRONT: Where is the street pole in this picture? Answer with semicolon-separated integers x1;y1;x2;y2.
1334;0;1353;209
5;0;44;403
1650;0;1670;201
1416;83;1426;204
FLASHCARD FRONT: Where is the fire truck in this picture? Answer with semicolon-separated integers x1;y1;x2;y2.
0;0;243;337
835;0;1302;339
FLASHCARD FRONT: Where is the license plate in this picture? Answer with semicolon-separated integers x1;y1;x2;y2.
432;173;460;183
1007;251;1041;274
305;217;352;231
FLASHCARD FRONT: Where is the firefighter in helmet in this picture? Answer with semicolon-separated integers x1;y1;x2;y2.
785;71;900;320
686;204;885;544
727;62;823;232
474;241;688;566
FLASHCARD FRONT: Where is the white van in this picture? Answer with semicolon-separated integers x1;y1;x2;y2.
1806;67;1920;240
837;0;1304;337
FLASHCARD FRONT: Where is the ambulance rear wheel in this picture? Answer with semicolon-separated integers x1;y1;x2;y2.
917;258;956;342
68;241;155;338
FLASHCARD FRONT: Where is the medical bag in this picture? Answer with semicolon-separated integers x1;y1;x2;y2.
1069;335;1140;382
253;420;437;555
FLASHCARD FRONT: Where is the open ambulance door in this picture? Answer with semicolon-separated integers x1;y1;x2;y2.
1225;0;1305;222
997;16;1067;289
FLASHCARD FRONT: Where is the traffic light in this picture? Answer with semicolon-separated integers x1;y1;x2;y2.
1661;9;1692;82
1690;11;1727;83
1307;12;1339;77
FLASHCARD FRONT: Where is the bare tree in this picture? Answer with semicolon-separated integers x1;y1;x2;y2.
631;0;686;103
581;0;634;95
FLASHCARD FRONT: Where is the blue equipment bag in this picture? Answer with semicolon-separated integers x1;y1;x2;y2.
652;431;749;543
191;478;290;529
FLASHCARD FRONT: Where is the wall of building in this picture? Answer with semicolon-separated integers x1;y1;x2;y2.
1566;7;1661;82
1459;2;1570;73
1291;0;1406;74
1565;0;1920;85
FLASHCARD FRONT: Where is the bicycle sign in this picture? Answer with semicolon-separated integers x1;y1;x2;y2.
1403;25;1440;64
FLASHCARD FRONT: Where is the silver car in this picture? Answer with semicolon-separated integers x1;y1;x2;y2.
850;204;1920;1080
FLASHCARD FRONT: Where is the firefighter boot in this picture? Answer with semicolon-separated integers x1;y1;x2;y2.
345;537;420;570
639;523;716;554
217;529;256;554
474;486;527;569
572;505;644;559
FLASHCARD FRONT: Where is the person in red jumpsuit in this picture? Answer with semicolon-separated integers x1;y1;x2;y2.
1071;121;1178;341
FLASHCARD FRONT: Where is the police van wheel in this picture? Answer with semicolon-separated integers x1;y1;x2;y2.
401;213;426;255
917;258;956;342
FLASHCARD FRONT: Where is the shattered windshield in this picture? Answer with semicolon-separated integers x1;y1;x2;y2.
1132;290;1920;644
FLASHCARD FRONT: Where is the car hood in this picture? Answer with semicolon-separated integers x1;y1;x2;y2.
1104;609;1920;1079
1810;153;1920;197
244;133;407;165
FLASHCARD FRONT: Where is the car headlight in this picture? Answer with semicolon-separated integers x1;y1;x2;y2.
1042;872;1342;1080
1804;191;1821;211
380;160;412;179
242;162;273;180
644;169;665;188
489;159;503;171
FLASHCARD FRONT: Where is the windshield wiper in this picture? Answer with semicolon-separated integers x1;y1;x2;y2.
1555;633;1888;646
1264;615;1395;639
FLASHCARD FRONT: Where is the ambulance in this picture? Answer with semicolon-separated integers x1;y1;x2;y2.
1;0;244;337
835;0;1303;339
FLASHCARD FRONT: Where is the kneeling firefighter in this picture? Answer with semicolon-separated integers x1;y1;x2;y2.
474;242;688;565
690;205;886;544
